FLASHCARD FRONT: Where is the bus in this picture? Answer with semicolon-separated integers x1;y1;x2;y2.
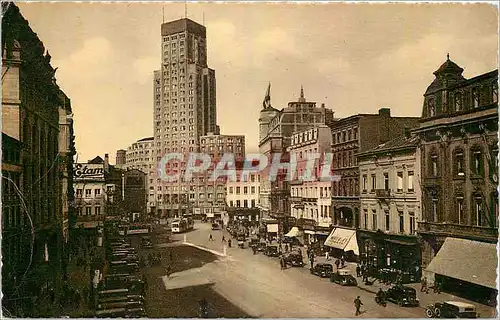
171;217;194;233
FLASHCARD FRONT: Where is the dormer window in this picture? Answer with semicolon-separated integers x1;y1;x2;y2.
428;98;436;117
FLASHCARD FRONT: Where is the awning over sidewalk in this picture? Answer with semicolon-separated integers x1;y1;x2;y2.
304;230;315;235
284;227;302;237
324;227;359;255
425;237;497;290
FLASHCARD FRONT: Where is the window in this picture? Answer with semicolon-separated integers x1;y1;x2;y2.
95;189;101;197
244;187;248;194
493;84;498;103
372;210;377;231
363;209;368;229
432;197;439;222
471;148;483;175
384;173;389;191
353;128;358;140
251;199;256;207
76;189;83;197
475;198;483;226
454;93;462;112
457;197;464;225
236;187;240;194
371;174;376;191
408;171;414;192
385;211;390;231
399;211;404;233
431;153;438;176
454;149;465;176
397;172;403;191
250;175;255;182
236;200;241;207
428;98;436;117
409;212;415;235
76;207;82;216
244;200;248;208
229;187;233;194
85;189;92;198
251;186;256;194
95;206;101;215
85;207;92;215
229;200;234;207
472;88;479;108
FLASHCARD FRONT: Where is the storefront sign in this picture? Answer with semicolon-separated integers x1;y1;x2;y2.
74;163;105;180
324;228;356;250
267;224;278;233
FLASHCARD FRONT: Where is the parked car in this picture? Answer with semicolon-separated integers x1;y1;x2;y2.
211;222;221;230
256;242;267;252
425;301;478;318
385;285;419;307
264;245;280;257
283;252;304;267
310;263;333;278
330;270;357;286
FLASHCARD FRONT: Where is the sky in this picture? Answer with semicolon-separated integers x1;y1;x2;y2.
16;2;498;163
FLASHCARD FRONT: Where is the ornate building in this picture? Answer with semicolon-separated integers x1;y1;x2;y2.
1;2;75;316
414;56;498;304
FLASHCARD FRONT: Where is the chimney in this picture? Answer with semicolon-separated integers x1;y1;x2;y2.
378;108;391;117
104;153;109;171
321;103;326;108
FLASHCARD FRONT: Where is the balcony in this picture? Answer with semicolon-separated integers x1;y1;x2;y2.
302;197;317;203
289;179;303;186
417;221;498;242
375;189;391;199
289;196;303;203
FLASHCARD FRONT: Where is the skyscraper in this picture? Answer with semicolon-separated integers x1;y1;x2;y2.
153;18;218;217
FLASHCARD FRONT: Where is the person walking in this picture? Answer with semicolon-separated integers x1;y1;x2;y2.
354;296;363;316
335;258;340;270
325;250;329;261
166;265;172;279
356;264;361;277
209;234;213;241
421;276;429;293
222;235;226;242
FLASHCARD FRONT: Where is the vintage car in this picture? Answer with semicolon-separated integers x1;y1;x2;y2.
385;285;419;307
284;252;304;267
264;245;280;257
425;301;478;318
310;263;333;278
330;270;357;286
256;242;267;252
211;222;221;230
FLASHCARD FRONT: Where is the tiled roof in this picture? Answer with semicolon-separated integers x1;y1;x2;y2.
360;134;418;155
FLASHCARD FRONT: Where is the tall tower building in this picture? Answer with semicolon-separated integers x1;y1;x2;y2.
153;18;218;218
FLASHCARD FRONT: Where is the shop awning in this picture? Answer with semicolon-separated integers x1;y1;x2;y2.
324;227;359;255
315;231;330;236
284;227;302;237
304;230;315;235
425;237;497;290
385;238;417;246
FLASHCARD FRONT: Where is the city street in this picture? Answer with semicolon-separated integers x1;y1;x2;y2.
164;221;426;318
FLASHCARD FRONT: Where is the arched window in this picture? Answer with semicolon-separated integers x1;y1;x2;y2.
472;87;479;108
428;98;436;117
453;148;465;176
454;92;462;112
490;144;498;183
492;83;498;103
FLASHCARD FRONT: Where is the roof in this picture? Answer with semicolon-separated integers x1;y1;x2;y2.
434;57;464;75
137;137;154;142
359;134;418;157
88;156;104;164
444;301;475;308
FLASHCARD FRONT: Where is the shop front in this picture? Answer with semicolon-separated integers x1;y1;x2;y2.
324;226;359;261
315;223;332;249
358;230;420;284
425;237;497;306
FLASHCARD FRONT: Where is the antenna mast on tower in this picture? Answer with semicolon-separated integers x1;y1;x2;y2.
162;6;164;23
184;0;188;19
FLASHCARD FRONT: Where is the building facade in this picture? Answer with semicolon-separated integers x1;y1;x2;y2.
330;109;419;230
1;3;73;315
414;57;498;303
115;149;126;168
123;169;147;219
258;86;334;232
124;137;155;213
226;159;261;222
152;18;219;218
357;133;422;283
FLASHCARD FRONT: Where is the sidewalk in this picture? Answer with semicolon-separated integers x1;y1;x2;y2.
308;256;496;318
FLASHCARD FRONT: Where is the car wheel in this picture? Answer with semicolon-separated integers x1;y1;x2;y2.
425;308;434;318
397;300;403;307
434;308;441;318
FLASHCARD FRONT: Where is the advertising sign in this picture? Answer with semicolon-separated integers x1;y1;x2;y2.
74;163;105;181
267;224;278;233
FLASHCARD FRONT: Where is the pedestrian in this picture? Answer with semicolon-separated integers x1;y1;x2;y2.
222;235;226;242
325;251;329;261
166;265;172;278
169;251;173;262
356;264;361;277
310;256;314;269
228;239;232;248
421;276;428;293
280;256;285;270
354;296;363;316
209;234;213;241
